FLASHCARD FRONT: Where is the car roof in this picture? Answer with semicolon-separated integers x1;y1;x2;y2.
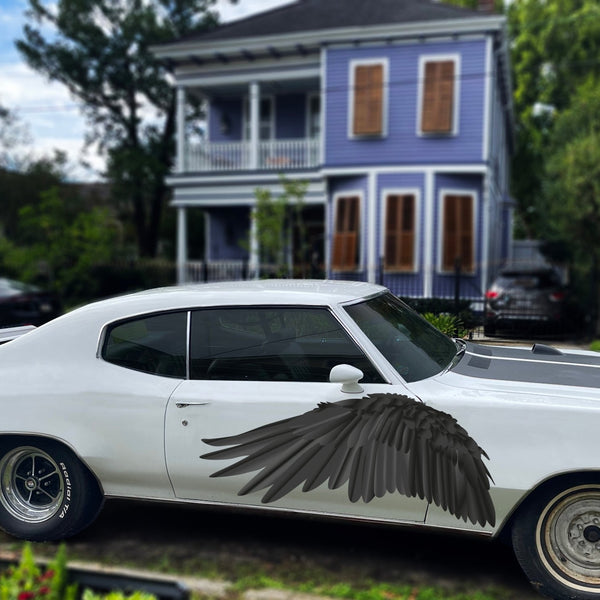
0;280;388;361
499;267;558;277
78;279;387;318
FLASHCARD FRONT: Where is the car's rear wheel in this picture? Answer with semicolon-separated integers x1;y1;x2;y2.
512;482;600;599
0;438;103;541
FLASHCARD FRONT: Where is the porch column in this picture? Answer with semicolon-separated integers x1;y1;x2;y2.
249;81;260;169
177;206;188;284
176;86;186;173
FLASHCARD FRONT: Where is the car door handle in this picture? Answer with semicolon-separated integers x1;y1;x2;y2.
176;401;210;408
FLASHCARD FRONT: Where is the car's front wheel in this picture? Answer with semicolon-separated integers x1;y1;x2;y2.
512;482;600;599
0;438;103;541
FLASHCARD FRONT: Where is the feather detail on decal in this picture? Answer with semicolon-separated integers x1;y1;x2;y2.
201;393;495;527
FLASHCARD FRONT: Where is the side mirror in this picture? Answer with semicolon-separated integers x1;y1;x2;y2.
329;364;364;394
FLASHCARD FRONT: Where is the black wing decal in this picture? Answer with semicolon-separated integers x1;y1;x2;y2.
201;393;495;527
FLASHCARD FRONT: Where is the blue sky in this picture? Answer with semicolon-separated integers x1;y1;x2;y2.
0;0;287;181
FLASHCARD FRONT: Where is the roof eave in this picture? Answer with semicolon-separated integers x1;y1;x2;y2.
152;15;506;61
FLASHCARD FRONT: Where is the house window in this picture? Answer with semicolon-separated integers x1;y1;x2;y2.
420;58;457;134
102;312;187;378
384;194;416;271
189;307;383;383
351;62;385;137
442;193;474;273
332;195;360;270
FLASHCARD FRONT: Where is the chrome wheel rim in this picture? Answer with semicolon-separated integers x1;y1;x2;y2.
538;485;600;592
0;447;64;523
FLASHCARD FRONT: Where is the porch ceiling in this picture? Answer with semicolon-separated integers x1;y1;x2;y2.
185;74;320;98
168;173;327;208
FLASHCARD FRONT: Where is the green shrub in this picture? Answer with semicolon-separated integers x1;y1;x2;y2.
82;592;156;600
0;545;156;600
0;544;76;600
422;312;468;338
590;340;600;352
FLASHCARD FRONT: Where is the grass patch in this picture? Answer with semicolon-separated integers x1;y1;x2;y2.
0;524;524;600
0;539;520;600
229;578;515;600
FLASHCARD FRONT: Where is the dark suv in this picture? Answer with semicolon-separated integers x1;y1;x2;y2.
484;266;567;336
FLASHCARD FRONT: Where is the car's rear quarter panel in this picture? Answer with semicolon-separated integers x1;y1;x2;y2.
0;311;180;499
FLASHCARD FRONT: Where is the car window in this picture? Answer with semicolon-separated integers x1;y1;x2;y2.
345;293;457;382
498;271;560;290
102;312;187;378
190;307;384;383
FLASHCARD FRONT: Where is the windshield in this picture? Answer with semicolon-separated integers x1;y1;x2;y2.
344;293;458;382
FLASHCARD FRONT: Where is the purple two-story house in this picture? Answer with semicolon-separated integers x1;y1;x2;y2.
153;0;514;299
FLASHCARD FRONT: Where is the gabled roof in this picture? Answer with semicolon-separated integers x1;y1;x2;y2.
183;0;491;44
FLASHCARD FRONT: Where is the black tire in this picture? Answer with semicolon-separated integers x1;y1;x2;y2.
0;437;104;541
512;481;600;599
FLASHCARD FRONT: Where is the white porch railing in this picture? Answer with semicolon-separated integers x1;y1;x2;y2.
185;138;320;172
186;260;249;282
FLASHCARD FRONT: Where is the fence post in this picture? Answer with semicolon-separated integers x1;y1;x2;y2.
454;257;462;315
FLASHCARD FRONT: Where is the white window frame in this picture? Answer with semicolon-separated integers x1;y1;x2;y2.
348;58;389;139
380;188;420;273
416;54;461;137
437;189;477;274
331;191;364;271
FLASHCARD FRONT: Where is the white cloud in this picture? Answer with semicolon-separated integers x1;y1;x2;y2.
32;136;105;181
0;62;70;106
216;0;290;23
0;59;101;180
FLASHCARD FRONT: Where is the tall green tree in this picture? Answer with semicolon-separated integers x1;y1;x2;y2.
0;104;32;171
0;151;67;240
17;0;234;257
0;186;120;304
507;0;600;236
543;79;600;318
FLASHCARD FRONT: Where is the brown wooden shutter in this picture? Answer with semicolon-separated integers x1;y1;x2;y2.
422;60;455;134
442;194;474;272
332;196;360;270
353;64;384;136
384;194;415;270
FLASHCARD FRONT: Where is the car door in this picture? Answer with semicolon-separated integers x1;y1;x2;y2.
164;305;429;524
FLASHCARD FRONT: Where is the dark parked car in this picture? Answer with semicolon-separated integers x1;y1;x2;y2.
0;278;62;328
484;266;567;335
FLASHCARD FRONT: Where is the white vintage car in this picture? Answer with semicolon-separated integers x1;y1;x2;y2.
0;280;598;599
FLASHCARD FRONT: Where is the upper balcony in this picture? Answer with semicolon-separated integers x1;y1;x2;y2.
173;67;322;176
184;137;321;173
